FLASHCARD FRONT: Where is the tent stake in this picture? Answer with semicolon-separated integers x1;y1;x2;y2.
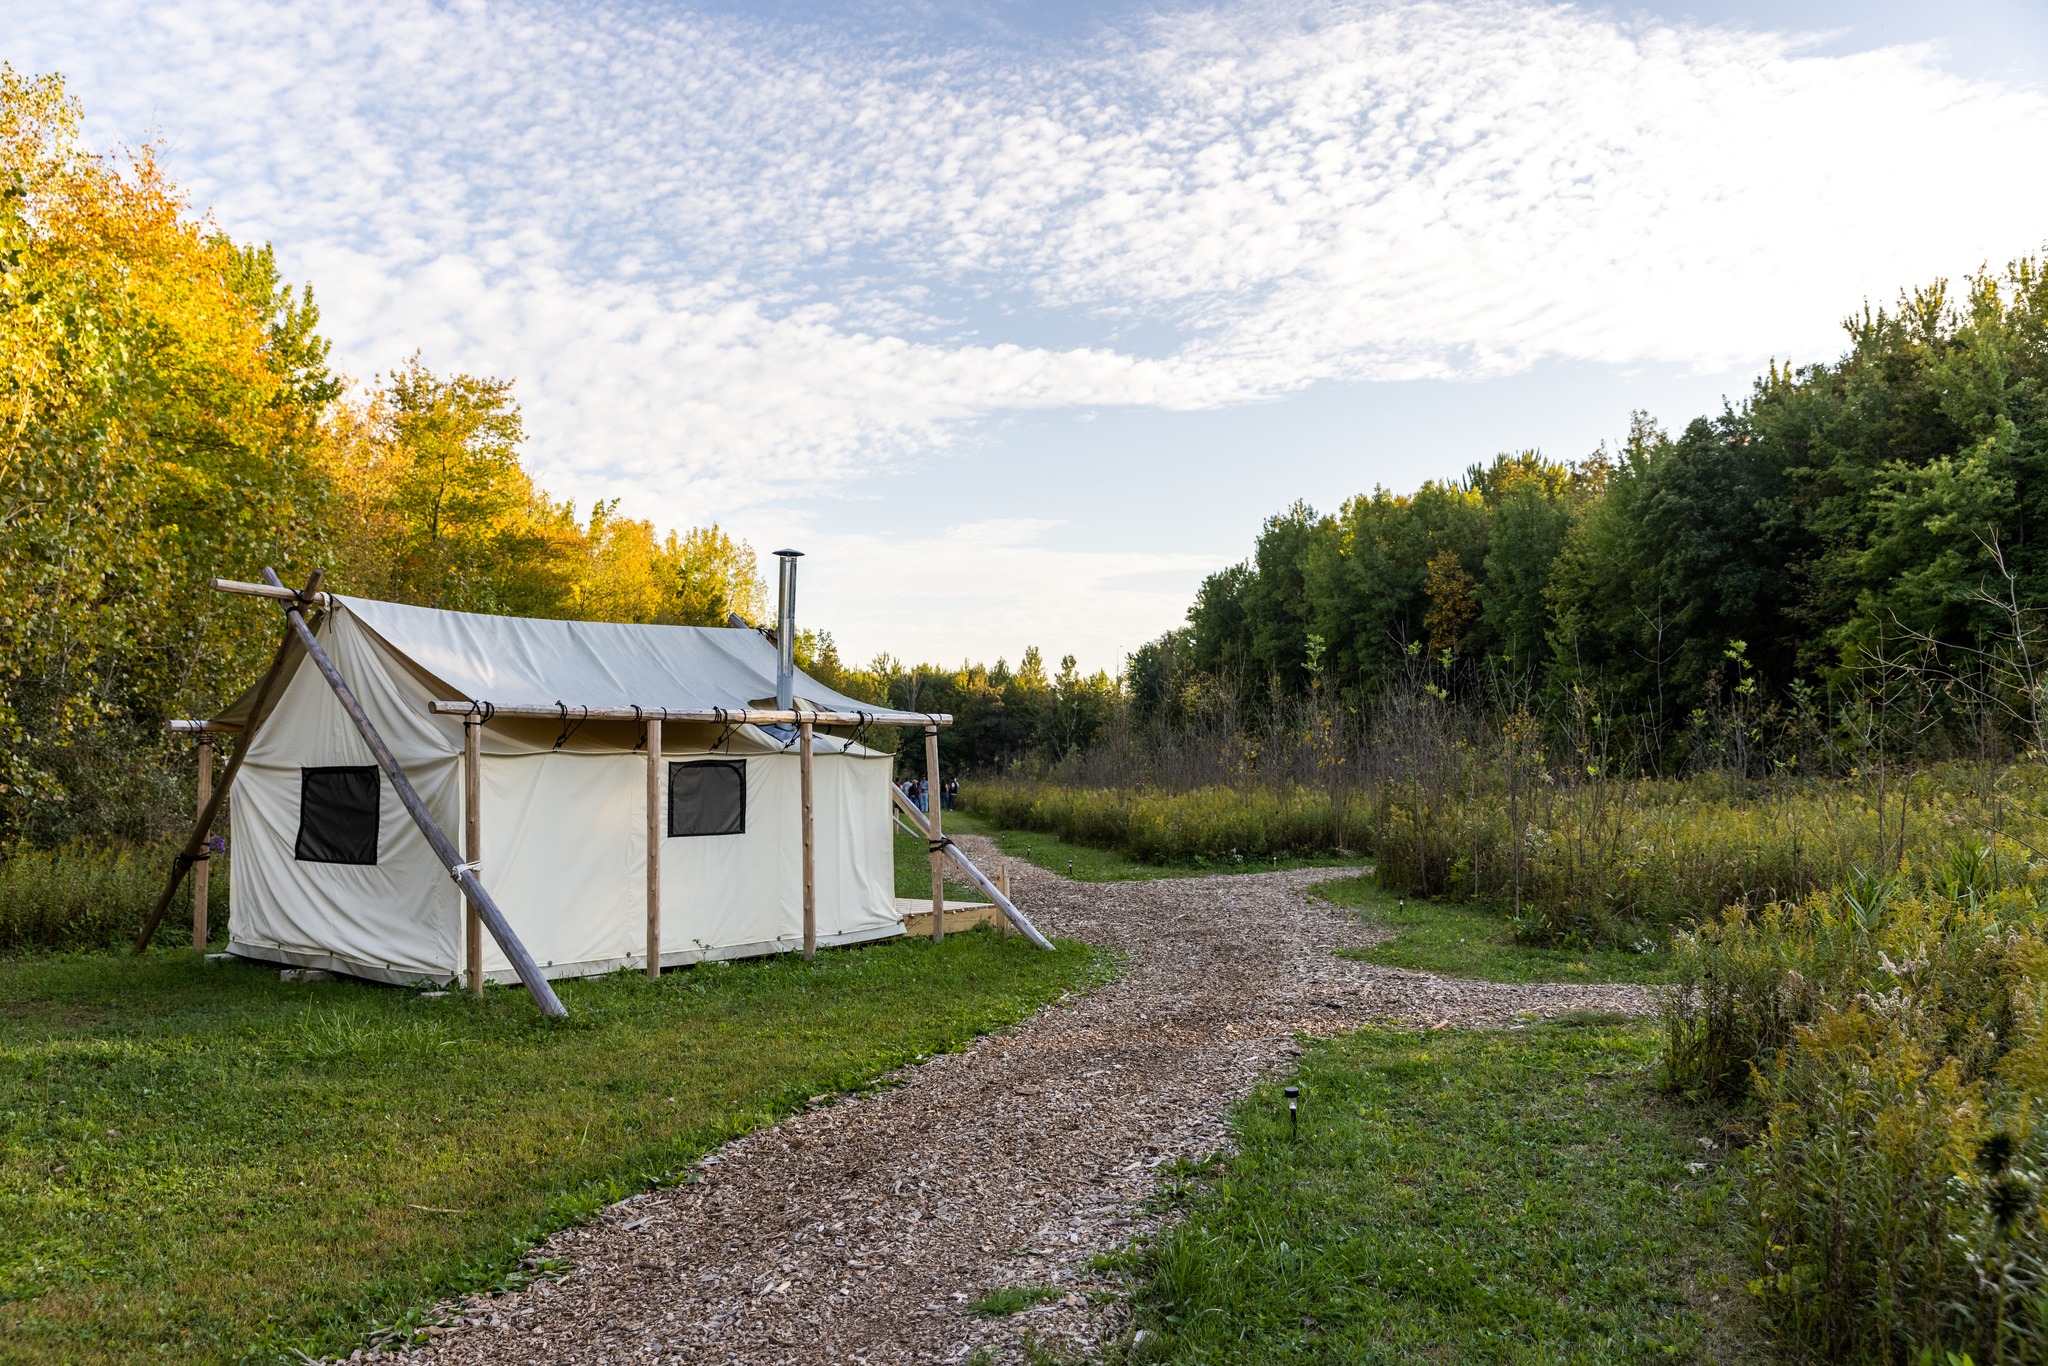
799;716;817;960
892;789;1054;950
134;572;320;953
264;569;567;1018
645;714;663;978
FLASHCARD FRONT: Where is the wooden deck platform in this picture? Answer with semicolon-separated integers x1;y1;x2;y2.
894;897;1006;937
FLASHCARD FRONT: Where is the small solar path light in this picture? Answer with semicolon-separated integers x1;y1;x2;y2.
1284;1085;1300;1141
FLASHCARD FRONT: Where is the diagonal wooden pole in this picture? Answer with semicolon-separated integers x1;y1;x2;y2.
891;787;1054;950
134;571;322;953
263;569;566;1018
192;736;212;950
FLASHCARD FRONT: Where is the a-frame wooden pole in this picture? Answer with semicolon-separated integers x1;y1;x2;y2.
264;568;566;1018
890;786;1054;950
645;715;663;978
925;724;944;942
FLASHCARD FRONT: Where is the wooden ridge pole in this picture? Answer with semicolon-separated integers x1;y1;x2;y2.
891;788;1054;951
925;725;944;942
463;715;484;995
427;701;953;728
134;572;320;953
263;568;567;1018
192;737;213;950
799;715;816;960
645;714;663;978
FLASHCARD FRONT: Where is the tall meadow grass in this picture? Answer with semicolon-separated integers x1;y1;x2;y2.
0;843;225;954
963;767;2036;946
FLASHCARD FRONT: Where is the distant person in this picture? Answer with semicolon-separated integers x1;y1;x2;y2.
916;778;929;814
944;777;958;811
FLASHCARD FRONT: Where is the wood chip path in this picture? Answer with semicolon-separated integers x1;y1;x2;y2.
365;839;1653;1365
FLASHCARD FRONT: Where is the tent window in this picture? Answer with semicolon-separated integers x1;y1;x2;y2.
295;766;381;865
668;760;746;837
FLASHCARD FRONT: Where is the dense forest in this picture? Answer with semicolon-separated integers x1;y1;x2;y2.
1129;263;2047;766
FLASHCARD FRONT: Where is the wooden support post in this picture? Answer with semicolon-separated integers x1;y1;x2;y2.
926;725;944;943
645;715;662;979
192;738;212;950
135;573;319;954
799;716;816;960
463;717;484;995
995;860;1010;938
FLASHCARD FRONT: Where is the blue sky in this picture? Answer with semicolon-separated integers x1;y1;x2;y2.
9;0;2048;671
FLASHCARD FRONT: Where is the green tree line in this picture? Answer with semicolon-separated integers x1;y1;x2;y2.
1131;256;2048;765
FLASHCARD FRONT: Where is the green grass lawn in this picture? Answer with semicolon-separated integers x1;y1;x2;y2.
1111;1021;1762;1365
945;810;1368;884
0;927;1107;1365
1310;875;1674;985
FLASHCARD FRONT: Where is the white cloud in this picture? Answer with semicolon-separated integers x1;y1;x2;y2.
9;0;2048;666
784;519;1221;674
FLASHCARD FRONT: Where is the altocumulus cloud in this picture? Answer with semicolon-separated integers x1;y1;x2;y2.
10;0;2048;658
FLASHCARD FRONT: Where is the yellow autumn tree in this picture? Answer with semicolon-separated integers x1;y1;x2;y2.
316;363;766;627
0;67;334;841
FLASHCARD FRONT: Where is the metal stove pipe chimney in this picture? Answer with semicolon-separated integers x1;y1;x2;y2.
773;550;803;711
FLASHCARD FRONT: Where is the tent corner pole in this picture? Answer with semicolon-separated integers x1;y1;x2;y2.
925;725;944;943
463;715;484;996
799;716;816;960
646;715;663;979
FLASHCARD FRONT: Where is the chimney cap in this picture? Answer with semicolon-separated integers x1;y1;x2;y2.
773;548;804;558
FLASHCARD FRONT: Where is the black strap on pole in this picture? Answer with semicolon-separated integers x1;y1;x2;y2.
133;572;322;953
263;568;567;1018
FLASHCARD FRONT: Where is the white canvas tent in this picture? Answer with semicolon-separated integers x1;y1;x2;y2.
205;595;911;986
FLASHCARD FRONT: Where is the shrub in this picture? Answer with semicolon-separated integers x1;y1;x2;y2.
1663;849;2048;1361
0;842;225;954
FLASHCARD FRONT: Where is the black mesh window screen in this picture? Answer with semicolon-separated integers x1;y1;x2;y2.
295;765;381;865
668;759;746;837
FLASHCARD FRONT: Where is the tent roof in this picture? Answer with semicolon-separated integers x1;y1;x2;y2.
341;596;875;714
215;595;879;722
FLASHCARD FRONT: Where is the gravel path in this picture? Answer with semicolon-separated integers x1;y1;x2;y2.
371;842;1653;1365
